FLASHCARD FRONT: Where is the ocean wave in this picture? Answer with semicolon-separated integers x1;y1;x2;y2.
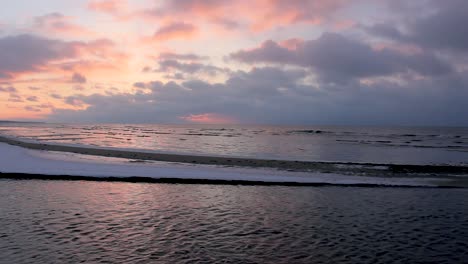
288;130;334;135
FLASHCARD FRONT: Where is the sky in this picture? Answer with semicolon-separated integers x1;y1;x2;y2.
0;0;467;125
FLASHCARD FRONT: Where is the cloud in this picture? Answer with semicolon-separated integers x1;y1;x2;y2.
230;40;296;65
25;106;41;112
64;96;85;107
365;0;468;52
71;72;87;83
153;22;198;41
408;0;468;51
164;73;185;80
211;18;240;30
150;52;222;77
0;72;12;79
73;85;86;91
249;0;350;31
8;93;23;103
33;12;94;37
133;82;147;89
362;23;406;41
50;93;63;99
0;34;126;81
49;67;314;123
26;96;39;102
0;86;17;93
158;52;208;61
48;64;468;126
87;0;126;15
0;34;78;78
140;0;349;32
230;33;453;83
2;0;467;125
156;59;226;76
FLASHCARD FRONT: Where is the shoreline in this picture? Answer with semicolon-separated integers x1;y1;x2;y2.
1;135;468;176
0;139;467;188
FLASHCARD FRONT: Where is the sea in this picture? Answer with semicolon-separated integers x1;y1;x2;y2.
0;123;467;263
0;180;467;263
1;123;468;165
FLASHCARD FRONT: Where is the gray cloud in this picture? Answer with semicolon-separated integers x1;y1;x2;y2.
48;66;468;126
133;82;147;89
8;93;23;103
211;17;240;30
0;34;77;78
71;72;87;83
366;0;468;52
73;85;85;91
26;96;39;102
0;86;17;93
64;96;85;107
25;106;41;112
362;23;406;41
409;0;468;51
230;33;453;83
50;67;316;123
0;72;12;79
164;73;185;80
156;59;226;76
50;93;63;99
158;52;208;61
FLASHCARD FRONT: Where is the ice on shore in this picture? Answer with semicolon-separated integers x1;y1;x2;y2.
0;142;445;187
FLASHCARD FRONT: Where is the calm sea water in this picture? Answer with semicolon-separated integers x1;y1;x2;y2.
1;123;468;165
0;180;467;263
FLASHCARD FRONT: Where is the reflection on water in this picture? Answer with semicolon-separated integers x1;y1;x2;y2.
0;180;467;263
1;123;468;165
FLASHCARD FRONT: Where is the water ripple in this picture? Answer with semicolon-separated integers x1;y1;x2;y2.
0;180;467;263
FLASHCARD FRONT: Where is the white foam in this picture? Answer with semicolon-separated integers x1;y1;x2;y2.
0;142;443;186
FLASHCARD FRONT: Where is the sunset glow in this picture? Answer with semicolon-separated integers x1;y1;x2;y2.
0;0;467;125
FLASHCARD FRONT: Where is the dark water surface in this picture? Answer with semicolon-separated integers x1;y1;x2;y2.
0;180;467;264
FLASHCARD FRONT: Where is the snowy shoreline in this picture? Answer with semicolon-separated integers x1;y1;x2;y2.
0;142;466;187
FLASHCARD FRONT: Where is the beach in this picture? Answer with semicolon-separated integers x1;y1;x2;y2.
2;1;467;262
1;124;467;264
1;134;467;187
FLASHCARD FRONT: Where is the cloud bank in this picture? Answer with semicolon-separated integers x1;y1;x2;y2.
1;0;467;125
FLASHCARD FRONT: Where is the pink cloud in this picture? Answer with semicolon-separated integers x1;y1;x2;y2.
251;0;349;31
139;0;349;32
279;38;305;50
333;19;356;31
153;22;198;41
87;0;140;21
87;0;126;15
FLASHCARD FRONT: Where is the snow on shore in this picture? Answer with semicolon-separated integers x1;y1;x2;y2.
0;142;443;187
